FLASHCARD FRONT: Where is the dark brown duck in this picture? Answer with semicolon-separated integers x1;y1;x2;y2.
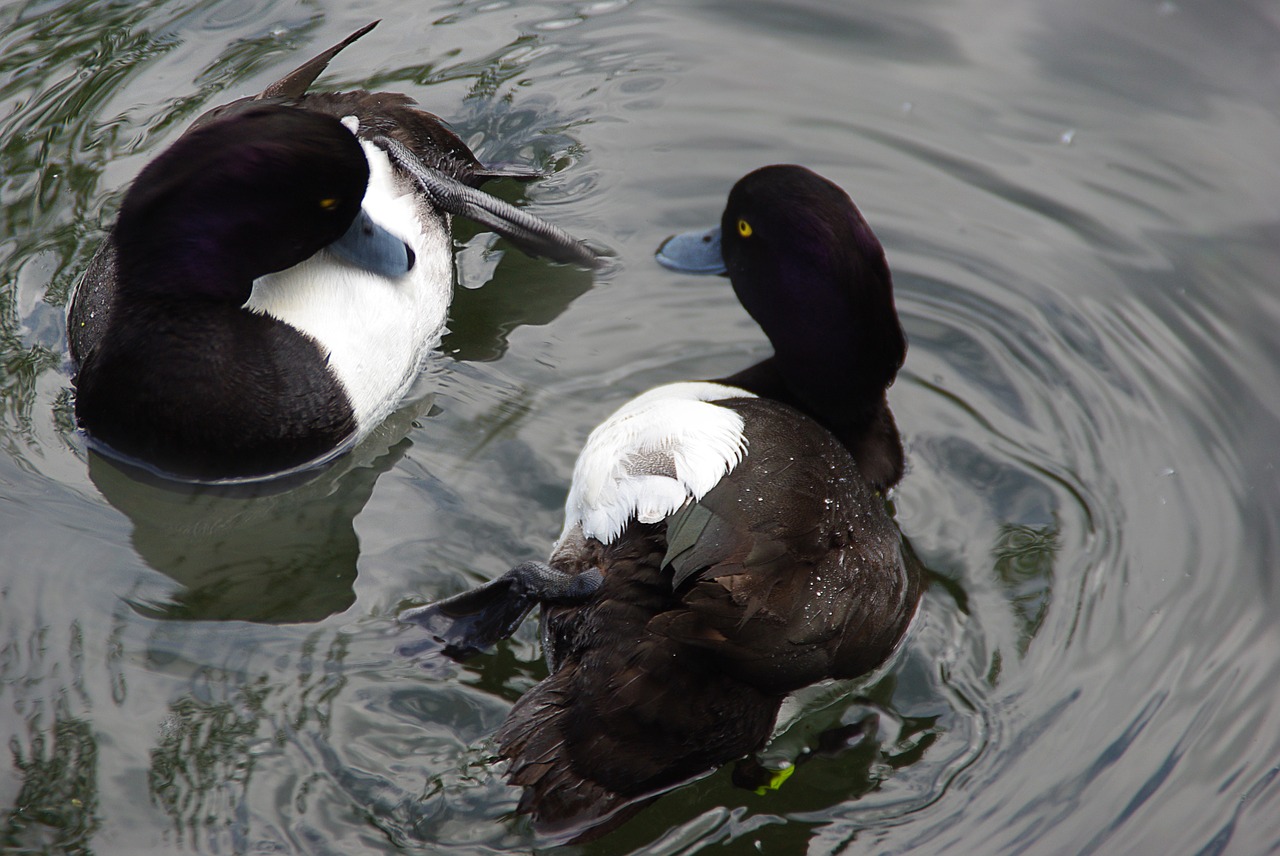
402;165;921;841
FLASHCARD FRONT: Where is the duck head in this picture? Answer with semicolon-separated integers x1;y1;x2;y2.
659;165;907;471
113;105;407;304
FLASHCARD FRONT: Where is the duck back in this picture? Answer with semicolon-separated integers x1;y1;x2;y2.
496;398;921;838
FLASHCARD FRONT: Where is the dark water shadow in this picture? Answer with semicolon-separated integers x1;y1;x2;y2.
446;222;599;362
0;702;99;853
86;409;423;624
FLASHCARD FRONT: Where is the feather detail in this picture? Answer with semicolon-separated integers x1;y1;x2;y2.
560;382;755;544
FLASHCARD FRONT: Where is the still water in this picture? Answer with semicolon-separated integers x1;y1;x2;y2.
3;0;1280;852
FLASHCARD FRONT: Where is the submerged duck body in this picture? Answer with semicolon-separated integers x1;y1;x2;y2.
402;165;920;840
69;22;596;481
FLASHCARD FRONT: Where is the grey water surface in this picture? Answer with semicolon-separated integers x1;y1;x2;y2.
3;0;1280;853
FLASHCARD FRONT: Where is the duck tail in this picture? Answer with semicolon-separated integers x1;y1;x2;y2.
261;21;380;100
494;651;783;844
495;667;643;843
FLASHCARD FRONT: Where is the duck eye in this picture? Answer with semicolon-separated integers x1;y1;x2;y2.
319;197;340;211
737;218;753;238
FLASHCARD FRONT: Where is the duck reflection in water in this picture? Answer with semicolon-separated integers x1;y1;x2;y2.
402;166;923;841
89;404;426;623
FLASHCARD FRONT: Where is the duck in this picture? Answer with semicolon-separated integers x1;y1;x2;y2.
68;22;598;482
400;165;922;841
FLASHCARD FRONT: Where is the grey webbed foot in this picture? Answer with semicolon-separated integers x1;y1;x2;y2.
372;135;603;269
399;562;603;660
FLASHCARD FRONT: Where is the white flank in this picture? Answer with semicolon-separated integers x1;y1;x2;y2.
245;134;452;433
561;381;756;545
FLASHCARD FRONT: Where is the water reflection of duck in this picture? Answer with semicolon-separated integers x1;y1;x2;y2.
90;402;426;623
402;165;922;841
68;21;598;483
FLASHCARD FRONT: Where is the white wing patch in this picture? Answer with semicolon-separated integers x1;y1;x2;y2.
561;382;756;545
245;134;452;433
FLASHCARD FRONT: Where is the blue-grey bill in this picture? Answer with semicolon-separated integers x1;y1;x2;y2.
655;226;726;275
330;208;414;277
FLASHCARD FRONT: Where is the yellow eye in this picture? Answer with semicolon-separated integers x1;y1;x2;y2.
737;218;753;237
319;197;339;210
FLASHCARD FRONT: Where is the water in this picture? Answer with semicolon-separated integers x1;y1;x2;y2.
3;0;1280;852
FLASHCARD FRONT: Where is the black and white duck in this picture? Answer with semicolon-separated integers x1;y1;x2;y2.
68;22;598;482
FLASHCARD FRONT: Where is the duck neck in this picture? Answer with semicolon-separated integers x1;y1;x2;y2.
724;346;905;493
115;220;260;306
729;243;906;489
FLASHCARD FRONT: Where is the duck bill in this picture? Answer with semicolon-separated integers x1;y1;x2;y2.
655;226;726;275
329;208;414;277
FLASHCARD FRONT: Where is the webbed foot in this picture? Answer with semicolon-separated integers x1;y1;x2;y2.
399;562;603;660
373;135;602;269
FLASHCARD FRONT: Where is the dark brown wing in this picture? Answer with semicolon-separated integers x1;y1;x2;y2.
185;22;487;182
297;91;484;181
653;397;919;692
260;21;380;99
497;538;782;843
